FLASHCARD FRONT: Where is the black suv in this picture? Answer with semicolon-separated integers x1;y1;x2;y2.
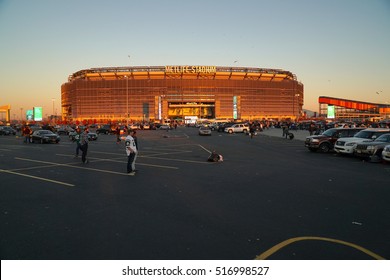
305;127;364;153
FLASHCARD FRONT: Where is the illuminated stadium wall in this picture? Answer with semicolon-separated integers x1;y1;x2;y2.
61;66;304;122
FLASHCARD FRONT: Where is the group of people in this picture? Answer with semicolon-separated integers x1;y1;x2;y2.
73;127;138;175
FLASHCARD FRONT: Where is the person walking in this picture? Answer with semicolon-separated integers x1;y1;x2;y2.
80;127;89;164
130;130;138;172
249;123;255;139
73;127;82;158
125;129;137;176
115;126;121;144
23;125;31;144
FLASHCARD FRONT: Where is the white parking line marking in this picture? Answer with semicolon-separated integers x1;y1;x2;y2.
15;157;132;175
0;169;75;187
198;144;211;154
56;154;179;170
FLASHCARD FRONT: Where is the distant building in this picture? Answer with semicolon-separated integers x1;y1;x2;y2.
61;66;304;122
319;96;390;120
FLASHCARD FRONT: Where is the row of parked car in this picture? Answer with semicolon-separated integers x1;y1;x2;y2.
305;127;390;163
0;126;17;135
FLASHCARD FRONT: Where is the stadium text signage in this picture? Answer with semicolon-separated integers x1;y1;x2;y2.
165;65;216;74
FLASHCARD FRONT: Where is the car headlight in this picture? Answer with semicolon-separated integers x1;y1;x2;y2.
366;146;375;151
346;142;356;146
311;139;319;143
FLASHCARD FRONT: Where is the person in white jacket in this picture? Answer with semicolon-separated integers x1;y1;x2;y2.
125;130;138;176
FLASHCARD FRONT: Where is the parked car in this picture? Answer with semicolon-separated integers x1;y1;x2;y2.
31;130;60;144
87;132;98;141
305;127;364;153
129;123;140;130
224;123;250;134
198;126;212;136
334;128;390;155
142;123;150;130
354;133;390;162
381;145;390;162
96;125;111;134
159;124;171;130
217;122;234;132
0;126;17;135
56;126;74;135
69;131;98;141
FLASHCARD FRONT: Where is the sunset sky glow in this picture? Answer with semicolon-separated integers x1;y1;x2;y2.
0;0;389;119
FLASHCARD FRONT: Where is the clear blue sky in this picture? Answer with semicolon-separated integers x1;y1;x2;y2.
0;0;389;119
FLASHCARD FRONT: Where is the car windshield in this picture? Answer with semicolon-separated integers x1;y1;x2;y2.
354;130;379;139
374;134;390;142
322;128;337;137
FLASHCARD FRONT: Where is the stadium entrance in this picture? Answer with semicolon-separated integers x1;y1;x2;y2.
168;102;215;119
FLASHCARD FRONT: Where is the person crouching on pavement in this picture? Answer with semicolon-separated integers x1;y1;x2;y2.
125;129;137;176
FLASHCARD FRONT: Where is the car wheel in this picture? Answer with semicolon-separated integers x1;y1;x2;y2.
319;143;330;153
228;129;233;134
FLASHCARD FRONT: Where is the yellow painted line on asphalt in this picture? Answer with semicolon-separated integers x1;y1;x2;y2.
0;169;75;187
255;236;385;260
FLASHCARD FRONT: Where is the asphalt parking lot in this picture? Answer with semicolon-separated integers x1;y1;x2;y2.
0;127;389;260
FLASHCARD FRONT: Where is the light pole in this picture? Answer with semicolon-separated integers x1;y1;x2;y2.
20;107;23;121
125;75;129;127
293;94;300;121
126;55;130;127
52;98;55;117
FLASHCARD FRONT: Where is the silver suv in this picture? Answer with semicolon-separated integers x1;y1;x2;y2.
334;128;390;155
224;123;250;134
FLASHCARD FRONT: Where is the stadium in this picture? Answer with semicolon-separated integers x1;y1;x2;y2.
61;65;304;123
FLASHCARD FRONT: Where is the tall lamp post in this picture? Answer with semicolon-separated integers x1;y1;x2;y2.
293;94;300;121
126;55;130;127
52;98;55;119
125;75;129;127
20;107;23;121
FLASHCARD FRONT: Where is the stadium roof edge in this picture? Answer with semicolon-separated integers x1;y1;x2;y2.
319;96;388;107
68;65;297;81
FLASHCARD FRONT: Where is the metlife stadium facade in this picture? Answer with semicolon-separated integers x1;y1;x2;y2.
61;65;304;122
